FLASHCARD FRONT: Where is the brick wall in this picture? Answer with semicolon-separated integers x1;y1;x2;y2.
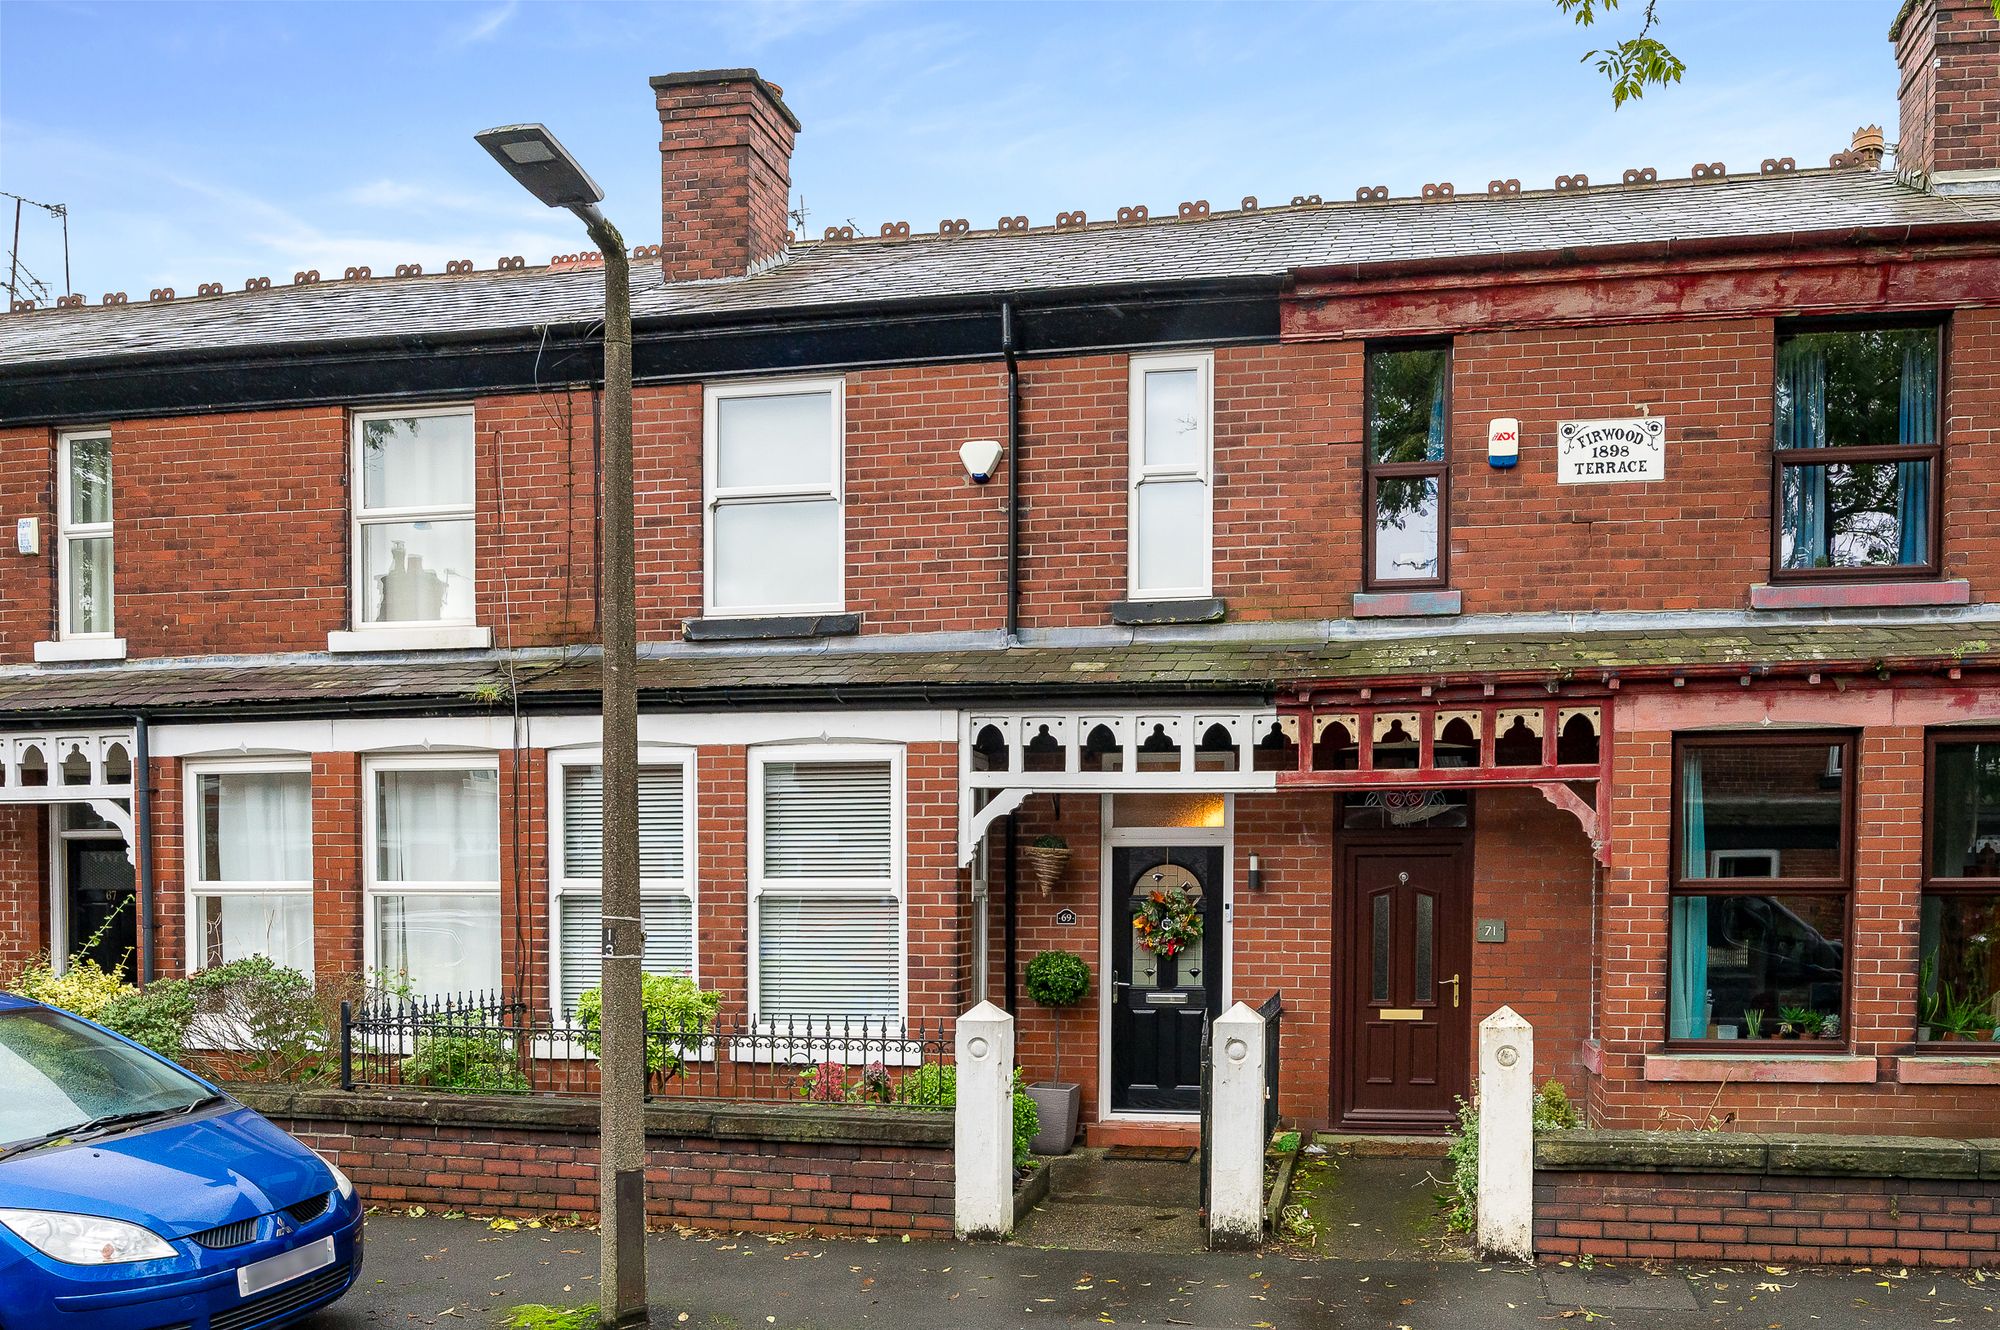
1231;791;1337;1127
1896;0;2000;181
1536;1168;2000;1268
653;73;798;284
258;1092;953;1237
0;804;46;977
0;426;52;662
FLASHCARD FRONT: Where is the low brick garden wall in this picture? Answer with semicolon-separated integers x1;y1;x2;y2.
236;1087;955;1238
1535;1131;2000;1269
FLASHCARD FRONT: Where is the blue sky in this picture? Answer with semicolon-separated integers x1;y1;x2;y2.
2;1;1905;300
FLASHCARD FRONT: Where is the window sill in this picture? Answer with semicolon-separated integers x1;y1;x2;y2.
327;625;493;653
1352;589;1461;619
1642;1051;1878;1084
33;637;127;663
1108;597;1226;627
1748;578;1970;611
683;613;861;643
1892;1054;2000;1085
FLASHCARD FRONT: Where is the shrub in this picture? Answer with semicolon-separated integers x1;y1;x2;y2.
1011;1069;1039;1169
185;957;351;1084
9;954;129;1023
796;1061;849;1102
575;974;720;1080
896;1061;956;1108
97;978;196;1059
1441;1078;1580;1234
401;1027;529;1093
1024;951;1090;1008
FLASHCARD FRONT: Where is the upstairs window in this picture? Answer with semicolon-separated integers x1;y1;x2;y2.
1774;324;1941;579
1365;345;1449;588
57;431;114;639
1127;352;1214;600
1920;732;2000;1046
704;378;844;617
352;408;477;627
552;757;697;1017
1669;736;1852;1045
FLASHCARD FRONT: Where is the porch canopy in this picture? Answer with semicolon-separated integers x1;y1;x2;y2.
0;726;139;845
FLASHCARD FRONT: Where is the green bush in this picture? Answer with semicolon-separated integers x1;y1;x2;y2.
896;1061;956;1108
1441;1078;1580;1234
401;1027;529;1093
1024;951;1090;1009
1012;1069;1039;1169
97;978;196;1059
575;973;721;1080
186;957;349;1083
9;954;131;1023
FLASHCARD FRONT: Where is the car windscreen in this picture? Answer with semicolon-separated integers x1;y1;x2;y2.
0;1007;215;1148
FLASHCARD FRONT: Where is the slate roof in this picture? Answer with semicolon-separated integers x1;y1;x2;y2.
7;170;1999;370
0;624;1990;721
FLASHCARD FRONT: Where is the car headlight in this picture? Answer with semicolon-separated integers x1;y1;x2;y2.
0;1208;177;1265
317;1152;355;1201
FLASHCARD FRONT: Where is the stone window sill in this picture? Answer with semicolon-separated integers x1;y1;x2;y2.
328;625;493;653
1352;589;1461;619
1749;578;1970;611
1108;597;1226;627
1641;1052;1878;1084
33;637;127;663
1891;1055;2000;1085
683;613;861;643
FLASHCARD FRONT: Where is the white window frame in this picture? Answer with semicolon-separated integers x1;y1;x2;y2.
181;758;315;977
746;742;906;1035
360;753;502;992
343;405;484;644
702;376;846;618
57;428;117;642
547;747;699;1021
1126;351;1215;600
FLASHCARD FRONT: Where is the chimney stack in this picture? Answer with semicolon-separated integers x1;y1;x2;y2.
649;68;800;282
1891;0;2000;190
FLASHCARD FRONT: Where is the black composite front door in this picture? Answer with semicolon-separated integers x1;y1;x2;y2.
67;839;137;977
1110;845;1224;1113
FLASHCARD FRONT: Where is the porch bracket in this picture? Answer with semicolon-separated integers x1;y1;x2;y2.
87;797;137;864
959;787;1032;867
1531;782;1607;866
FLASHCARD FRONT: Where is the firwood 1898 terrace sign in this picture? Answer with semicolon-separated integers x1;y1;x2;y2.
1556;417;1667;484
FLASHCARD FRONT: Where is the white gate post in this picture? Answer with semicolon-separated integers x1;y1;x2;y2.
1207;1001;1267;1250
1477;1005;1535;1261
954;1000;1015;1240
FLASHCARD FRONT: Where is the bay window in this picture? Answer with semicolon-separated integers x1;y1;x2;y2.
186;764;314;974
1669;736;1852;1044
704;378;844;617
1920;732;2000;1046
366;758;501;998
749;747;902;1027
348;407;479;636
1364;345;1450;588
551;755;697;1017
1127;352;1214;600
1773;323;1941;578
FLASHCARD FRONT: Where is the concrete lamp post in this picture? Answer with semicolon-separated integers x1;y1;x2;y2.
475;122;645;1329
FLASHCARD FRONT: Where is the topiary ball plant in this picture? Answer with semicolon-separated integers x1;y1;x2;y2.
1025;950;1091;1086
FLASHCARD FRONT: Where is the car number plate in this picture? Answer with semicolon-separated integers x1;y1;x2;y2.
236;1234;335;1298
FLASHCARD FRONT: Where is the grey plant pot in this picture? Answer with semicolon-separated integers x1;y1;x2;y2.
1026;1081;1081;1156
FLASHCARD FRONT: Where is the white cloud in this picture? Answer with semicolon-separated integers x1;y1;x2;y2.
454;1;519;46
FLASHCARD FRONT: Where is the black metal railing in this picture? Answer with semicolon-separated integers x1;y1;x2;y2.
1258;990;1284;1139
335;993;953;1106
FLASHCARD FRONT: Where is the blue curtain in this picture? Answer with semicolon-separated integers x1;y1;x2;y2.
1896;338;1937;565
1776;341;1827;569
1425;362;1447;462
1670;752;1710;1040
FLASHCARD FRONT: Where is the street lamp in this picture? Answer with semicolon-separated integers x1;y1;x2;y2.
476;123;645;1329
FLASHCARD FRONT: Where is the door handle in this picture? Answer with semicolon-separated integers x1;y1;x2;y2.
1442;974;1461;1009
1112;980;1132;992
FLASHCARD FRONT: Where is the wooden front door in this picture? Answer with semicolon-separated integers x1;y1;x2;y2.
1337;840;1472;1132
1110;845;1224;1113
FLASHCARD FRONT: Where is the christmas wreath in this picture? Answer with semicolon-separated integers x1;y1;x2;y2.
1132;886;1203;957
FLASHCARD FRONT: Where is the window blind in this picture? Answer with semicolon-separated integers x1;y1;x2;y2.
562;765;685;880
556;894;696;1015
761;760;892;878
755;895;899;1021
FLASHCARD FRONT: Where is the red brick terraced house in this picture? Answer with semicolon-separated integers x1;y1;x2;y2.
3;1;1999;1145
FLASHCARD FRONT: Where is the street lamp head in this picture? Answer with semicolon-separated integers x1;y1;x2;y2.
474;123;605;210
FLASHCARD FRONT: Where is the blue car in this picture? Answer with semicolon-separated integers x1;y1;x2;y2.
0;992;363;1329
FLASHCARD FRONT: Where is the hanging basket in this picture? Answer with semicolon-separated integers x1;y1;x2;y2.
1024;844;1071;895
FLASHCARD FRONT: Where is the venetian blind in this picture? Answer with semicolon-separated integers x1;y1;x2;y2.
755;895;899;1021
562;765;685;880
760;760;892;878
556;894;696;1015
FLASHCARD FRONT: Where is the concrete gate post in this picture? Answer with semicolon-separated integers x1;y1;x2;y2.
1477;1005;1535;1260
954;1001;1016;1240
1206;1000;1268;1250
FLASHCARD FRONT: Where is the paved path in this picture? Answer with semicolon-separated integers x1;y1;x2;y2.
297;1212;1998;1328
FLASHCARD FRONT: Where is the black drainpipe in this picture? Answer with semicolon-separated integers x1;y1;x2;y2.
1002;300;1021;642
1003;817;1020;1014
133;712;155;983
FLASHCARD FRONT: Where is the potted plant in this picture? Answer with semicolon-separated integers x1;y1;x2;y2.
1742;1008;1764;1041
1023;949;1091;1155
1798;1010;1826;1039
1777;1005;1812;1039
1819;1013;1841;1040
1024;834;1071;896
